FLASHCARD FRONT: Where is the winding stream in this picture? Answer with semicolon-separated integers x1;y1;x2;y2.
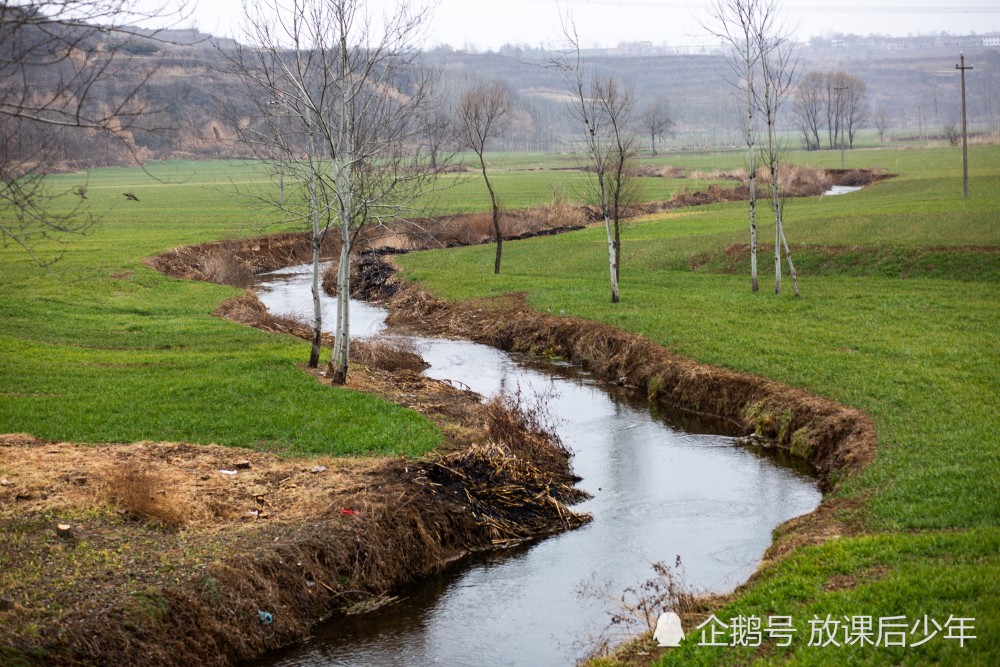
253;263;821;666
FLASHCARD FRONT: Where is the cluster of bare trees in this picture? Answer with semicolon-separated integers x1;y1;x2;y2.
640;98;674;156
230;0;440;384
707;0;798;296
1;0;190;267
793;70;869;152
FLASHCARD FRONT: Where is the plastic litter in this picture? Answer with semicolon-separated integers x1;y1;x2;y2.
258;610;273;624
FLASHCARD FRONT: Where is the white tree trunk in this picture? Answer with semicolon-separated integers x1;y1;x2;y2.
331;155;352;385
308;170;323;368
599;173;619;303
774;181;782;295
779;225;800;297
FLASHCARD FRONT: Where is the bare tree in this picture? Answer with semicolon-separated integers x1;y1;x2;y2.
755;17;799;297
0;0;191;267
793;70;825;150
595;76;639;282
553;20;620;303
639;98;673;155
705;0;765;293
420;103;454;171
458;82;510;274
233;0;437;384
943;120;961;146
824;71;847;150
874;106;891;142
841;74;869;148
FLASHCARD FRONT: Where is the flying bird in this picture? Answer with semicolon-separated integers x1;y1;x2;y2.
123;192;139;202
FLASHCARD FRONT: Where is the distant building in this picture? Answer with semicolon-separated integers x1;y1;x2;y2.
984;35;1000;47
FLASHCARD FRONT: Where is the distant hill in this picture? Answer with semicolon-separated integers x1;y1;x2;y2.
11;22;998;171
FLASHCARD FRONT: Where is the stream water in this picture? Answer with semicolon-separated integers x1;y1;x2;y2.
253;263;821;666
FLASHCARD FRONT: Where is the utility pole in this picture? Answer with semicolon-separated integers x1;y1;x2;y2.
835;84;847;168
956;52;973;199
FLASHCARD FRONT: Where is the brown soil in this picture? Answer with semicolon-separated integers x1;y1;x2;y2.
1;365;587;666
623;166;889;218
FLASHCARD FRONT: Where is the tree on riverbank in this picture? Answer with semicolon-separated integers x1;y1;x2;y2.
553;18;638;304
458;82;511;274
231;0;438;384
706;0;763;293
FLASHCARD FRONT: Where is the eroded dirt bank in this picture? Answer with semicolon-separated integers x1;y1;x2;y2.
350;256;876;493
1;377;587;666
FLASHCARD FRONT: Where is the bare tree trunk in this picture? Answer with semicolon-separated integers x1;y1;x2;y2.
483;163;503;274
330;71;352;385
308;172;323;368
779;224;799;297
707;0;761;293
773;178;782;294
599;171;620;303
747;123;759;293
614;215;621;282
330;221;351;385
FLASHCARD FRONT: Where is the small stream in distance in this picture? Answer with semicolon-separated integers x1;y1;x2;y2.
253;263;821;666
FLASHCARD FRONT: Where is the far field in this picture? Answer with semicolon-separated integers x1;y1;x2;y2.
1;145;998;664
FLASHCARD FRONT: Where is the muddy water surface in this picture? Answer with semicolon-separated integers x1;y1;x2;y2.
254;263;821;666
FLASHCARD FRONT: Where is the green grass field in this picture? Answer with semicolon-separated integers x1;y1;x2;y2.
0;156;724;455
0;160;442;456
2;147;998;663
394;145;1000;665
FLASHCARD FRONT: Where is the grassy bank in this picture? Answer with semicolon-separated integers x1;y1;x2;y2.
393;145;1000;664
1;156;735;452
0;161;440;456
1;158;602;664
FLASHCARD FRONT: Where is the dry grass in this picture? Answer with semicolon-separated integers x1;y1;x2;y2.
628;165;686;179
389;200;588;250
212;290;326;343
350;338;429;373
146;232;341;286
687;168;745;182
97;461;188;530
579;557;704;662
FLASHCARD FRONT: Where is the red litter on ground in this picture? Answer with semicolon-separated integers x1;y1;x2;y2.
340;508;359;516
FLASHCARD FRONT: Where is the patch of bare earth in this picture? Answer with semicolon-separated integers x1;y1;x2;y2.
1;348;588;665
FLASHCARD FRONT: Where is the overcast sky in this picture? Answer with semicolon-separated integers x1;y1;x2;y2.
181;1;1000;50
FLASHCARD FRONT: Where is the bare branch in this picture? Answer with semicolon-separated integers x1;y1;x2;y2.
0;0;196;267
